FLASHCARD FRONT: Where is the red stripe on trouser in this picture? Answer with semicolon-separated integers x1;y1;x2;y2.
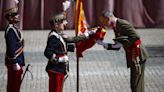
7;65;23;92
48;71;64;92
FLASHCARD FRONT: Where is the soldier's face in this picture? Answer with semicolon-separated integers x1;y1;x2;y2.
99;16;112;27
11;14;20;23
8;13;20;23
54;22;65;31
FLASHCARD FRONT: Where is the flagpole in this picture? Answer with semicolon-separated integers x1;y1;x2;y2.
76;56;79;92
75;0;82;92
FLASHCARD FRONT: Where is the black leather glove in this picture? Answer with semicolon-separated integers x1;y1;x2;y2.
67;43;75;52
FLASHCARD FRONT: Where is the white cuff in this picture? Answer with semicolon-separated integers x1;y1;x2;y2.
84;32;89;37
13;63;21;70
58;55;68;63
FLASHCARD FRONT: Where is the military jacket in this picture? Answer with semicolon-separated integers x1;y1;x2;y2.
5;24;25;66
44;30;88;74
114;19;149;67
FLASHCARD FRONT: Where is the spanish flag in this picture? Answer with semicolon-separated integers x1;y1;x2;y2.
75;0;106;57
75;0;87;35
75;0;87;57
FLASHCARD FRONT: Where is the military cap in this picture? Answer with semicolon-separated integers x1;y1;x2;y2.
4;7;18;17
49;12;67;25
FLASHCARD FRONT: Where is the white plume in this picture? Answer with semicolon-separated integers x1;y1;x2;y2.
63;1;71;11
15;0;19;4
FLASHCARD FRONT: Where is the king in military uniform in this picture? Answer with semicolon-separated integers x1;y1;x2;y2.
4;7;25;92
44;12;94;92
97;10;149;92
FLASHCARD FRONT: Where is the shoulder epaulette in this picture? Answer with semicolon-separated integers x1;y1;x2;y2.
48;31;60;39
6;24;23;41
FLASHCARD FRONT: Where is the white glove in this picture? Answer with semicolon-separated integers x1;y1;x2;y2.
96;40;108;49
13;63;21;70
58;55;69;63
88;31;95;36
84;29;96;37
63;1;71;11
84;32;89;37
112;42;122;48
88;29;96;35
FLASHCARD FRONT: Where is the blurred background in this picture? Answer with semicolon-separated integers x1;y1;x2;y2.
0;0;164;30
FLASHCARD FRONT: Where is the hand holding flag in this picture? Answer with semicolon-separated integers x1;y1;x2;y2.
76;27;106;57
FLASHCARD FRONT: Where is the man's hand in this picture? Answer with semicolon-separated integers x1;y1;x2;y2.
50;54;58;64
50;58;58;64
135;63;141;75
96;40;122;50
50;54;68;64
135;56;141;75
84;29;96;37
13;63;21;70
96;40;108;49
88;29;97;35
67;43;75;52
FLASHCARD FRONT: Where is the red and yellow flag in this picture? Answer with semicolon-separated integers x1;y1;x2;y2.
75;0;87;35
75;0;87;57
75;0;106;57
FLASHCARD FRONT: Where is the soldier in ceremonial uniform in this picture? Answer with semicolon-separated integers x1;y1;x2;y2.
4;7;25;92
44;12;94;92
97;10;149;92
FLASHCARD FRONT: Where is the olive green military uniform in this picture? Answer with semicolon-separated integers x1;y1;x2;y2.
109;19;149;92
